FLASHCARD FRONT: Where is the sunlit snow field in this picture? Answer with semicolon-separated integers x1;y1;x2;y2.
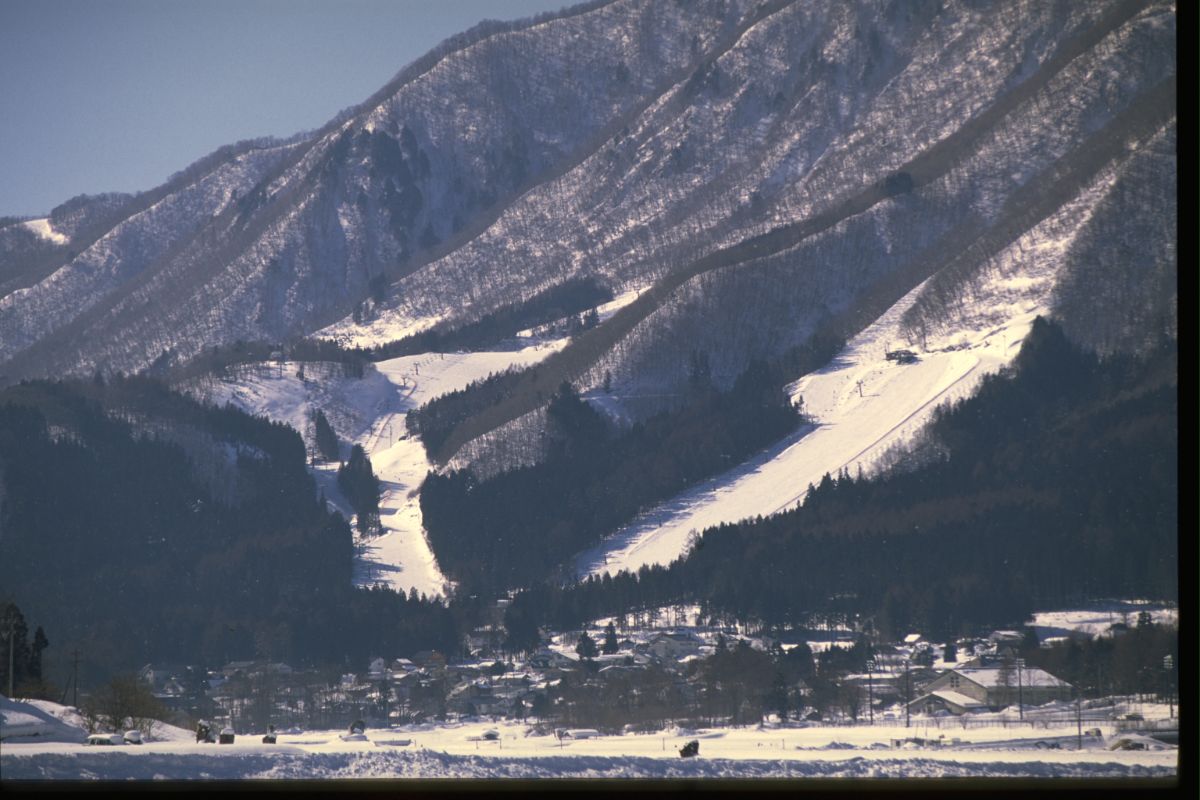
1;712;1177;780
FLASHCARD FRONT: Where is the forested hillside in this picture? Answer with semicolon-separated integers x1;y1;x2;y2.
504;318;1177;639
420;362;805;594
0;0;1176;693
0;377;458;678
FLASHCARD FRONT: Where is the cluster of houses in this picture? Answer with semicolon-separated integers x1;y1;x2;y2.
134;620;1076;732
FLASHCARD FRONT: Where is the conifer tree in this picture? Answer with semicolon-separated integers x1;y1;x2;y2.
338;445;381;534
601;622;619;655
575;631;598;660
312;409;340;463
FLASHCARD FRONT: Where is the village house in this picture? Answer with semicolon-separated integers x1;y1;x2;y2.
412;650;448;670
636;631;705;663
529;648;575;670
907;666;1073;715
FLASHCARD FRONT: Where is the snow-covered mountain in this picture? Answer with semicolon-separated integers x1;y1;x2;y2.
0;0;1174;598
0;0;1174;392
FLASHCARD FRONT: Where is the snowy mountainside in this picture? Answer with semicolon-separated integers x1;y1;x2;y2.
0;140;306;362
1;0;1174;396
576;255;1053;577
184;340;567;597
0;0;752;381
574;126;1156;577
578;0;1174;408
376;0;1174;469
0;0;1174;588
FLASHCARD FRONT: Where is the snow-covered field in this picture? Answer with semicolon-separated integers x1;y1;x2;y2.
192;339;567;598
577;279;1047;578
2;704;1177;780
1030;602;1179;642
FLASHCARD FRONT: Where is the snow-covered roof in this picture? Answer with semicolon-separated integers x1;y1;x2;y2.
927;690;988;709
953;668;1071;689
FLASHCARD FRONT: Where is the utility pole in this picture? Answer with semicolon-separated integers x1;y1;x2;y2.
5;626;14;697
71;649;80;708
381;675;390;729
856;379;864;398
904;660;911;728
1076;691;1083;750
1016;657;1025;722
866;659;875;725
1163;655;1174;720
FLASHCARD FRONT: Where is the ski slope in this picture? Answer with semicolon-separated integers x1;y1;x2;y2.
191;339;566;598
351;340;568;596
577;281;1050;579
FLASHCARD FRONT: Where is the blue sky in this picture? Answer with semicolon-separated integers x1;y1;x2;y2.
0;0;569;217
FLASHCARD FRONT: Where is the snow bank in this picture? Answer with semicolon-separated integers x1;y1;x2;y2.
1;695;85;744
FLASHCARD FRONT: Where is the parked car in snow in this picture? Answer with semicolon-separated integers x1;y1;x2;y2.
123;730;143;744
86;733;124;746
563;728;601;740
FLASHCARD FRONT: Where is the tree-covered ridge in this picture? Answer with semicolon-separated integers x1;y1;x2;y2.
357;277;612;360
0;376;457;680
505;318;1177;639
163;278;613;389
421;360;806;595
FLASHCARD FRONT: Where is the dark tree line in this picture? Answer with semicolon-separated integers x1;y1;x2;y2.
0;602;51;697
311;408;339;462
421;360;804;594
163;279;612;394
405;368;530;457
1025;618;1178;700
0;376;458;682
362;277;612;361
166;339;368;384
503;318;1176;641
338;444;382;535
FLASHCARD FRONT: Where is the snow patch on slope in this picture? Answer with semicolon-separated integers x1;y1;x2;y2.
318;311;446;349
20;219;68;245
